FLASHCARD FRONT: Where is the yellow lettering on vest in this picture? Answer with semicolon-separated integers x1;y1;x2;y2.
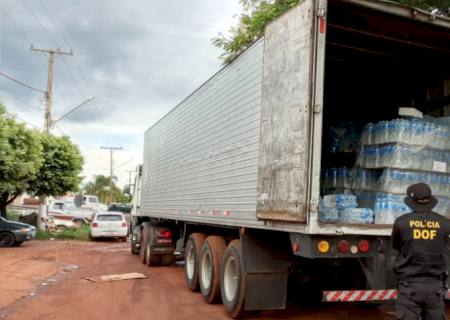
427;221;433;228
430;230;437;240
410;221;415;227
413;229;421;239
436;222;440;228
422;229;430;239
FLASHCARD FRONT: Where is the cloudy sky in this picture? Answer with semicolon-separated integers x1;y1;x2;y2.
0;0;242;188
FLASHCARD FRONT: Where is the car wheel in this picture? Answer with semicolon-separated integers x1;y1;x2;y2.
0;232;16;247
13;241;23;247
73;219;84;227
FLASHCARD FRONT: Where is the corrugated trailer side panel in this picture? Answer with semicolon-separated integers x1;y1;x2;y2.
141;39;264;226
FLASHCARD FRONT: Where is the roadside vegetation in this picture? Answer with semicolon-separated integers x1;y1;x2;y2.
0;105;83;218
82;174;131;204
213;0;450;63
36;224;91;241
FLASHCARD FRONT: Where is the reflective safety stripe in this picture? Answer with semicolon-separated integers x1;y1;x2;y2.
323;289;409;302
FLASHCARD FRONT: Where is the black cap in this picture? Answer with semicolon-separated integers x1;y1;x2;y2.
404;182;438;211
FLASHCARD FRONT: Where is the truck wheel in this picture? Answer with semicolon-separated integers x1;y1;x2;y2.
139;224;151;263
0;232;16;247
162;254;176;266
221;240;246;319
185;233;205;291
145;241;162;266
199;236;226;304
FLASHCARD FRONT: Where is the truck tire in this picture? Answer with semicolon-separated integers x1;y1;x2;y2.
162;254;176;266
184;232;205;291
145;240;162;266
139;223;151;264
199;236;227;304
221;240;246;319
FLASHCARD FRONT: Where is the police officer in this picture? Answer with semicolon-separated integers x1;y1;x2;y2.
392;182;450;319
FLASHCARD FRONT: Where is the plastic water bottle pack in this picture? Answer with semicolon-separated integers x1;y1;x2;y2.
340;208;374;224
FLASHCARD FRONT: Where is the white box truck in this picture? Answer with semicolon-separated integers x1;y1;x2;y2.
130;0;450;317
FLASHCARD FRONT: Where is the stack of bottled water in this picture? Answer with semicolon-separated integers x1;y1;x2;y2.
340;208;374;224
320;194;373;224
373;194;410;224
361;118;450;149
379;169;450;196
357;144;450;172
321;167;353;194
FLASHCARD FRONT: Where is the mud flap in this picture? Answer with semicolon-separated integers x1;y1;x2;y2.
241;229;291;311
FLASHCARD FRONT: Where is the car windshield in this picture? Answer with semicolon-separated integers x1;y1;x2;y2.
89;197;98;204
96;214;123;221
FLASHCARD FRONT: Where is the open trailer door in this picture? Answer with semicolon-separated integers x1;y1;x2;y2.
257;0;327;223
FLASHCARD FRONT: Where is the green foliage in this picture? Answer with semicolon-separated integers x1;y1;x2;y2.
36;224;91;241
213;0;302;64
0;105;84;217
6;209;19;221
396;0;450;14
214;0;449;64
29;134;84;197
0;106;42;216
83;174;127;204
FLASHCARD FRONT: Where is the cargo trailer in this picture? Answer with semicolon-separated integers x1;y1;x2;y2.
130;0;450;317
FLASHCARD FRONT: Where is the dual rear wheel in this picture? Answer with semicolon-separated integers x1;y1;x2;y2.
184;233;246;318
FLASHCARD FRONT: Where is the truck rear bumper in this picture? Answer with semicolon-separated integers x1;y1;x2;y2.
323;289;450;302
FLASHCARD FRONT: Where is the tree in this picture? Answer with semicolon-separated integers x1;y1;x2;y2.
83;174;128;204
28;134;83;197
0;106;42;217
213;0;449;64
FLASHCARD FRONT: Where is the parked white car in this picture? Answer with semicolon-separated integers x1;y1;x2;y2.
89;212;128;241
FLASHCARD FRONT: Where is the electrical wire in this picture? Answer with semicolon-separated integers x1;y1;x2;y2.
0;87;42;110
33;0;90;97
1;6;69;106
0;71;44;93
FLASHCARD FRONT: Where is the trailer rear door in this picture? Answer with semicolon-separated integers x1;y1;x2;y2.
257;0;326;222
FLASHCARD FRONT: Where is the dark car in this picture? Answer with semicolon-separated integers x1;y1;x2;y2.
0;216;36;247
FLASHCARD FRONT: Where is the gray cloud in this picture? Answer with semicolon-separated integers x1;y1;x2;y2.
0;0;241;187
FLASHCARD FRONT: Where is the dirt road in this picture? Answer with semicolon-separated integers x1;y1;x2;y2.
0;240;446;320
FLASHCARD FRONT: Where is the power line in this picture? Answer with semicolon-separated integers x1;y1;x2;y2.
21;0;59;46
0;70;44;93
0;6;70;106
0;87;42;110
38;0;70;48
33;0;90;97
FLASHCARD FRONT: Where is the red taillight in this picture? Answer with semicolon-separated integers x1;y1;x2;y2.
157;230;172;238
358;240;370;253
122;222;127;228
92;222;98;228
337;240;350;253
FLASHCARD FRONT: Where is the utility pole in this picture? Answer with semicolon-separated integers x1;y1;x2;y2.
30;46;73;133
101;146;123;205
125;170;136;187
30;46;73;231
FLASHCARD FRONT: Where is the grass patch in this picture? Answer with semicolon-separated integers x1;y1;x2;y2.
36;224;91;241
6;209;20;221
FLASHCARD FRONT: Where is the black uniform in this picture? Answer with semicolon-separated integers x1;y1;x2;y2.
392;183;450;320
